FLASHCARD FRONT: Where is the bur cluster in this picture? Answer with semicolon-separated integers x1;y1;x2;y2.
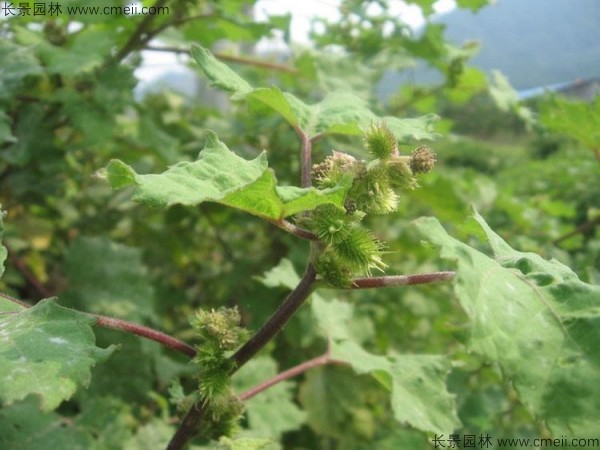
306;123;436;287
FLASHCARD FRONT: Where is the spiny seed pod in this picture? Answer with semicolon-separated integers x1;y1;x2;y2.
363;122;398;160
332;226;387;275
349;162;398;214
410;146;436;174
315;249;354;288
387;158;418;191
306;204;352;245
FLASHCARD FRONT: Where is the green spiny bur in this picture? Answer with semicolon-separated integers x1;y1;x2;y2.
363;122;398;160
188;306;250;438
307;123;436;287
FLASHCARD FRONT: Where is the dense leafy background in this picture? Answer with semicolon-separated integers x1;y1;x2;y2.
1;1;599;449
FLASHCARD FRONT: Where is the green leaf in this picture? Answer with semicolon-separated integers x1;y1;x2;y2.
455;0;492;12
0;40;44;101
0;398;94;450
539;95;600;150
0;299;115;412
255;258;300;290
106;132;350;220
191;45;439;142
0;112;16;145
234;356;306;439
190;45;253;98
62;237;156;322
414;210;600;434
312;296;460;435
37;29;115;75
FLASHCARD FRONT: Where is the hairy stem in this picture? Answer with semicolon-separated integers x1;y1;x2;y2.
552;217;600;245
268;219;318;241
349;271;455;289
166;264;317;450
295;127;312;188
0;292;196;357
93;315;197;357
239;352;345;401
145;45;298;73
231;264;317;368
110;0;168;64
6;246;52;299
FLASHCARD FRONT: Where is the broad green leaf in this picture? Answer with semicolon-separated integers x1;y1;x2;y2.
37;28;115;75
0;398;94;450
298;365;382;442
414;210;600;434
62;237;156;322
191;45;439;142
312;296;460;435
0;40;44;101
234;356;306;439
106;132;350;220
0;299;115;412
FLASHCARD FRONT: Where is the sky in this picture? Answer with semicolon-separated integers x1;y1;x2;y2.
136;0;457;83
254;0;457;45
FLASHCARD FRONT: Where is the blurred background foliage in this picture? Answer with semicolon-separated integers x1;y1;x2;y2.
0;0;598;448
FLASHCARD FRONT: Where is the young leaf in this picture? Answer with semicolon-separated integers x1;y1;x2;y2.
106;132;350;220
191;45;439;142
312;296;460;435
0;299;115;412
414;210;600;435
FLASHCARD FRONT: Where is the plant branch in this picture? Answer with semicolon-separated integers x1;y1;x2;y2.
145;45;298;74
239;352;345;401
109;0;168;64
6;245;52;299
166;264;317;450
349;271;455;289
552;217;600;245
295;127;312;188
0;291;31;308
0;291;196;357
92;315;197;357
140;13;214;45
231;264;317;367
268;219;318;240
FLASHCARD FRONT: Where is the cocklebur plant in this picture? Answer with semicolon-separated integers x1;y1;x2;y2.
305;123;436;287
2;41;599;450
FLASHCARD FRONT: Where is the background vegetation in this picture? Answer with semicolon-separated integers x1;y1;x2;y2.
0;0;598;449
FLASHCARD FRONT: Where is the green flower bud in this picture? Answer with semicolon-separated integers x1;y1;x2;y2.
410;146;436;174
363;122;398;160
